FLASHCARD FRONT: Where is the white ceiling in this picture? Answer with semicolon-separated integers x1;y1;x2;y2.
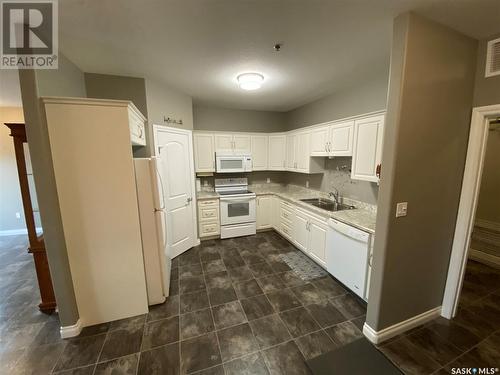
5;1;500;111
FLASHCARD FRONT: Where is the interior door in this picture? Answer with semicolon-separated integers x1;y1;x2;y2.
154;127;197;258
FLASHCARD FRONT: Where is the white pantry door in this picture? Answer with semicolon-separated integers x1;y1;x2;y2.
154;126;198;258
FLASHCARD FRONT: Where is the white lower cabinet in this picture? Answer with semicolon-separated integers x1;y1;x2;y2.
293;209;310;251
293;208;327;266
256;195;273;229
198;199;220;237
308;219;327;266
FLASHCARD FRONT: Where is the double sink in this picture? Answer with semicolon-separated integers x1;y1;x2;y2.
300;198;355;212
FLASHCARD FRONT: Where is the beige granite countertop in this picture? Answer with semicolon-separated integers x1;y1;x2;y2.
196;191;220;200
196;183;377;234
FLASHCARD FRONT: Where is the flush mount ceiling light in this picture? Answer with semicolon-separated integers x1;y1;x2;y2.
237;73;264;91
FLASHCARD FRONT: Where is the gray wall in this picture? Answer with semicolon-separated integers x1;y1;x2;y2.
193;74;388;204
283;72;388;204
0;107;26;232
193;104;287;133
473;33;500;107
366;13;477;331
285;74;389;130
284;158;379;205
199;171;288;189
143;79;193;157
84;73;148;117
18;52;85;326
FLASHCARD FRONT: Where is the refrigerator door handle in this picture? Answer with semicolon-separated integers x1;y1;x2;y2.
152;157;166;210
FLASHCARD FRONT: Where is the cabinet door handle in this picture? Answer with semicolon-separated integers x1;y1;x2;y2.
376;164;382;179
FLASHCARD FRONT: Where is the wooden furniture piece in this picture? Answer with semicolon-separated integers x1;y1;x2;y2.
4;122;57;313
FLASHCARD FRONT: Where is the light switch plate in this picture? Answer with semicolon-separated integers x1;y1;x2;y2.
396;202;408;217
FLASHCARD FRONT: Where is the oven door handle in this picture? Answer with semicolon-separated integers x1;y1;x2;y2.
220;197;254;203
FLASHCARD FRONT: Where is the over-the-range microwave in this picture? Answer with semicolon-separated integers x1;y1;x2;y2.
216;153;252;173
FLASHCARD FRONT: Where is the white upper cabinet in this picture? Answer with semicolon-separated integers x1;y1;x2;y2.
310;126;330;156
286;134;297;170
214;134;234;153
214;133;250;154
128;105;147;146
296;132;311;173
233;134;251;153
351;114;385;182
330;121;354;156
251;135;268;170
287;131;324;174
309;121;353;157
193;133;215;173
268;135;287;170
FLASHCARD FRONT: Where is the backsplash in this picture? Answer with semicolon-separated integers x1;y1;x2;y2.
198;157;378;206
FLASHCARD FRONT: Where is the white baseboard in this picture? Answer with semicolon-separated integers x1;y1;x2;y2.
475;219;500;232
60;319;83;339
0;227;43;237
469;248;500;269
363;306;442;344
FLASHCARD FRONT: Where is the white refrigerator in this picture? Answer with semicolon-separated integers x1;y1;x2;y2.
134;157;171;305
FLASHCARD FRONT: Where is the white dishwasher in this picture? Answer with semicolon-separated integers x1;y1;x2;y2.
326;218;371;300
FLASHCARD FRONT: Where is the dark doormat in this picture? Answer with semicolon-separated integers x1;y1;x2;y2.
306;338;402;375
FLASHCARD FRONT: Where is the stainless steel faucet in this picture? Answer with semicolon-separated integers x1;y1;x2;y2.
328;187;341;204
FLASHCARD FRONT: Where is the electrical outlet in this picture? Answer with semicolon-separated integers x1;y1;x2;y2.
203;180;209;187
396;202;408;217
267;178;270;183
306;180;309;188
15;212;21;219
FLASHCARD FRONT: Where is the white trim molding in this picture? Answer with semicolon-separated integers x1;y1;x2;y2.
0;227;43;237
363;306;442;344
60;319;83;339
442;104;500;319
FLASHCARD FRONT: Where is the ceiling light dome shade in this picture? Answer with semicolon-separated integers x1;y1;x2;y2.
237;73;264;90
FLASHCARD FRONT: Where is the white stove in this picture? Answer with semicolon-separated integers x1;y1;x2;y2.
215;178;256;239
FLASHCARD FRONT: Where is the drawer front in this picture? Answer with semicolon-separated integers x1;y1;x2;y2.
280;207;293;222
280;222;293;239
199;207;219;221
200;222;220;237
198;199;219;208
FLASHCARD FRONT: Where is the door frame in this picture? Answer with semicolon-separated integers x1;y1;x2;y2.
152;125;200;258
441;104;500;318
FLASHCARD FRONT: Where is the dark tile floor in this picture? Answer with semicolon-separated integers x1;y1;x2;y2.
1;232;499;374
378;259;500;374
